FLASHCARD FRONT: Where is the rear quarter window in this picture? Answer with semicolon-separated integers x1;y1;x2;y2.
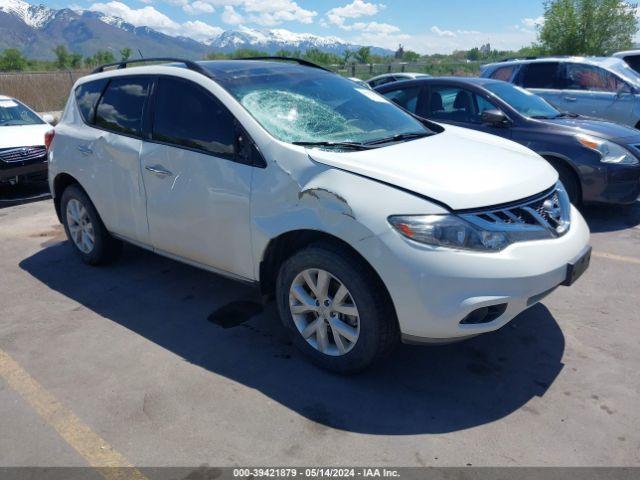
489;65;516;81
623;55;640;74
75;79;108;124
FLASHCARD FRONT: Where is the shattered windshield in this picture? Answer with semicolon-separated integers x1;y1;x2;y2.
215;66;431;145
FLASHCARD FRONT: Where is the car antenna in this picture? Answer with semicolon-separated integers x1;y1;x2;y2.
138;49;144;59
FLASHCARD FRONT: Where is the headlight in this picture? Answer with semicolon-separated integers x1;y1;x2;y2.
388;215;510;252
577;134;639;165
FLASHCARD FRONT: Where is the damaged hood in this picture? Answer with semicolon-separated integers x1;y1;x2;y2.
306;125;558;210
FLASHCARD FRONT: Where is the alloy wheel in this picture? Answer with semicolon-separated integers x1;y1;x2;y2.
66;198;95;254
289;268;360;356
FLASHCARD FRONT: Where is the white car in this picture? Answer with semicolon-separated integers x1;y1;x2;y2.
348;77;372;89
367;72;431;88
48;58;591;373
1;95;54;185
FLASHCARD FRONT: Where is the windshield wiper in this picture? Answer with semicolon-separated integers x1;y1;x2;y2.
531;112;579;120
556;112;580;118
292;141;374;150
363;132;430;146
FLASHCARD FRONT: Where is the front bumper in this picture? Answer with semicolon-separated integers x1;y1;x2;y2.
581;162;640;205
362;205;590;342
0;156;48;184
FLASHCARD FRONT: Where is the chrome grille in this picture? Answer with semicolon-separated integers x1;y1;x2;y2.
0;146;47;163
461;183;571;240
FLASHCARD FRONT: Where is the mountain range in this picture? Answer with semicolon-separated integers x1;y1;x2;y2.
0;0;392;60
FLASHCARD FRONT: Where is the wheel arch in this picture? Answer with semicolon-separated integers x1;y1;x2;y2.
259;229;397;322
540;153;583;202
52;173;84;222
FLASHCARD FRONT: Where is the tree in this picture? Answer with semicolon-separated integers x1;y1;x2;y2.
466;47;481;61
354;46;371;64
120;47;132;61
403;50;421;62
342;48;352;65
303;48;340;66
53;45;71;69
70;53;83;69
539;0;638;55
231;48;269;58
0;48;28;71
84;50;115;68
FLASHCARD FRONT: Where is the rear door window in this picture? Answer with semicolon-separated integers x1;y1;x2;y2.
427;85;496;124
75;79;108;124
151;76;235;158
518;62;563;89
381;86;423;114
94;77;151;137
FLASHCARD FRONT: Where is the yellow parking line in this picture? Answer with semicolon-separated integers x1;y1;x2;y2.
592;251;640;266
0;349;147;480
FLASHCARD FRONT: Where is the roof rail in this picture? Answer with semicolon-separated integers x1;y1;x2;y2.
499;56;539;62
499;55;585;63
231;56;332;72
91;57;213;77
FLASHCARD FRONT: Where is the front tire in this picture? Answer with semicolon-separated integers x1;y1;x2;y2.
276;242;398;374
549;160;581;205
60;184;122;265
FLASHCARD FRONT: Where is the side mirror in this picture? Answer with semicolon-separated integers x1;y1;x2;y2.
42;114;55;125
616;83;632;98
481;109;509;126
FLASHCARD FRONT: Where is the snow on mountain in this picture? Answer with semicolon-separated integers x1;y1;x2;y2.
96;14;130;30
206;27;371;55
0;0;54;28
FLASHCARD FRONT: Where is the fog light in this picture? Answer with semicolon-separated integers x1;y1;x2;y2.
460;304;508;325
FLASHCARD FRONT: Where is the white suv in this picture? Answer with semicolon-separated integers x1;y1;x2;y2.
49;58;591;373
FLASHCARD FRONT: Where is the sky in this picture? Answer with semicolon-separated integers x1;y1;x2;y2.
39;0;548;53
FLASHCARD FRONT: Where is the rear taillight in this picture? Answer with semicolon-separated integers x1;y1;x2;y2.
45;130;55;151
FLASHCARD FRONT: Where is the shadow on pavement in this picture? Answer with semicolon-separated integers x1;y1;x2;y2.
0;181;51;209
20;241;566;435
581;201;640;233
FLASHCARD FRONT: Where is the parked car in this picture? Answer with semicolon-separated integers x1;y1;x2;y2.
0;95;54;186
367;72;430;88
348;77;372;89
49;58;590;373
612;50;640;74
481;56;640;129
376;77;640;205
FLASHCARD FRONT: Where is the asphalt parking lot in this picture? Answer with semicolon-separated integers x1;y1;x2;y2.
0;184;639;469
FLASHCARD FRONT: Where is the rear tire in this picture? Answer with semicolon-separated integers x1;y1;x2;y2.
276;241;399;374
60;184;122;265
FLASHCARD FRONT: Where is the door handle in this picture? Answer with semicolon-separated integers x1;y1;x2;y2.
145;165;173;177
76;145;93;155
564;96;577;102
